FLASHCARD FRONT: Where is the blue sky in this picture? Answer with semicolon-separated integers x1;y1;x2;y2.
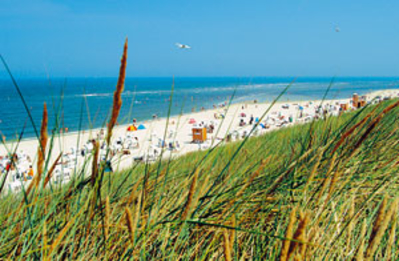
1;0;399;77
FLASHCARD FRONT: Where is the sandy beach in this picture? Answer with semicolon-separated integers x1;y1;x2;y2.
2;89;399;191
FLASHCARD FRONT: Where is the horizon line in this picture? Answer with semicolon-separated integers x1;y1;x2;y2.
2;75;399;80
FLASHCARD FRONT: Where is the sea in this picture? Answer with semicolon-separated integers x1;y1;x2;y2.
0;77;398;140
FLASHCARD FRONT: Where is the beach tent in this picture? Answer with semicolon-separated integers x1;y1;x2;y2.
189;118;196;124
127;125;137;132
137;124;146;130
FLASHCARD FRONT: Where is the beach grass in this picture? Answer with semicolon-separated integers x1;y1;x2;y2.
0;97;398;259
1;42;399;260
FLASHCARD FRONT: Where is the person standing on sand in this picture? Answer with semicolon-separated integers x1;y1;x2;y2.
249;115;254;125
27;165;34;180
100;129;105;140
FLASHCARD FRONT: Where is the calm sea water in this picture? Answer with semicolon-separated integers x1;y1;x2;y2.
0;77;398;140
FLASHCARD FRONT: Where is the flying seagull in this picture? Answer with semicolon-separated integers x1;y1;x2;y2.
176;43;191;49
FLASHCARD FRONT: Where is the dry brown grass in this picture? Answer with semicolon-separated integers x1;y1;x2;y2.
366;198;398;260
223;228;232;261
280;206;297;261
91;141;100;185
125;207;135;244
36;102;48;188
287;211;309;260
106;39;128;145
181;168;199;220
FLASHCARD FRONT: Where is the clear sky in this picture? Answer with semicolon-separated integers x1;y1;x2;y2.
1;0;399;77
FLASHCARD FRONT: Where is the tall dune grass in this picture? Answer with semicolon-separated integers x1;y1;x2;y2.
0;42;398;260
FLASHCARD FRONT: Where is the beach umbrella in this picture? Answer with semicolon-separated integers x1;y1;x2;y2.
189;118;196;124
137;124;146;130
127;125;137;132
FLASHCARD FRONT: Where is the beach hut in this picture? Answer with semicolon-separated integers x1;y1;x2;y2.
137;124;146;130
189;118;196;124
340;103;349;111
358;100;366;107
353;93;359;107
127;125;137;132
192;127;207;143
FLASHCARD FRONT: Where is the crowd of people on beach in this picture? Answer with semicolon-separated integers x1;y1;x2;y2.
2;92;398;193
0;152;34;191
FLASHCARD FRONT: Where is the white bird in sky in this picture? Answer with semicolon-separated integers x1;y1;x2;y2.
175;43;191;49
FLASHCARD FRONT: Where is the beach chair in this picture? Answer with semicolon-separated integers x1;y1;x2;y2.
123;138;133;149
63;169;71;182
98;149;107;161
168;130;175;139
200;141;211;150
174;142;182;152
9;182;22;192
304;116;313;122
144;152;156;162
231;131;239;141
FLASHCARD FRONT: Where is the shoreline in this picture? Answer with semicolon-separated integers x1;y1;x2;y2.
3;87;394;144
2;88;399;191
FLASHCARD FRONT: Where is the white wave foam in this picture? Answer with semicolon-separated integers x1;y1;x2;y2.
74;82;298;98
